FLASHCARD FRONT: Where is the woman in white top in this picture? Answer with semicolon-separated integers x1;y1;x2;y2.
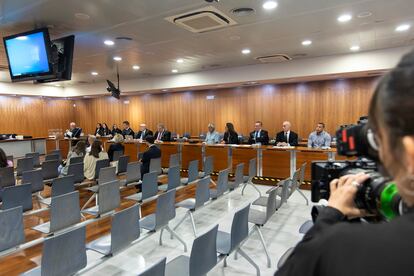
83;140;109;180
60;140;86;176
204;123;220;144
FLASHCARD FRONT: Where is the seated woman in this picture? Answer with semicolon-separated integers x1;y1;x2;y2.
60;141;86;175
0;148;13;168
95;123;104;137
83;140;109;180
108;133;125;162
221;122;239;144
102;123;110;136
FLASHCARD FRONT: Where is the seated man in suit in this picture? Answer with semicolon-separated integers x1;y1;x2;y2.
64;122;82;138
307;122;331;148
154;123;172;142
135;123;153;140
121;120;135;138
139;135;161;179
275;121;299;146
248;121;269;145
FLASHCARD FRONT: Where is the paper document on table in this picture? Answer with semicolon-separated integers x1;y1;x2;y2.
272;146;295;149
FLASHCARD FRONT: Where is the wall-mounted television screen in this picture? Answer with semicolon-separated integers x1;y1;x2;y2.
3;28;54;82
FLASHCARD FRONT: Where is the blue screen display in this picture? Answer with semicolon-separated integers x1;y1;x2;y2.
5;31;50;77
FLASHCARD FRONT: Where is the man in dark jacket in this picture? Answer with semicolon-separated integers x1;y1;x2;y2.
140;135;161;179
135;123;153;140
275;121;299;146
154;123;172;142
248;121;269;145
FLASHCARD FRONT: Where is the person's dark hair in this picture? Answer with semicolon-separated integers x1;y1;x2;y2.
73;141;86;156
96;123;102;128
256;121;263;126
123;121;130;126
226;122;236;134
369;50;414;163
102;123;108;129
145;135;155;144
89;140;103;158
0;148;8;168
318;122;325;128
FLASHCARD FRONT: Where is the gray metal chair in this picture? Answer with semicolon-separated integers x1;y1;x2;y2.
165;224;218;276
41;175;75;206
299;219;313;234
216;204;260;276
181;160;198;185
67;162;85;184
138;257;166;276
273;169;300;202
21;226;87;276
112;150;124;162
199;155;213;178
86;204;140;256
253;178;290;209
296;163;309;205
119;162;142;188
140;189;187;252
50;149;62;162
125;171;159;202
210;168;229;200
82;166;117;210
81;180;121;217
41;159;60;182
69;156;84;165
22;169;44;194
150;157;162;175
162;153;180;174
241;158;261;196
0;167;16;190
158;165;180;192
173;177;211;236
25;152;40;167
0;206;25;252
2;184;33;212
33;191;81;234
93;159;110;180
16;157;34;177
228;163;244;190
117;155;129;175
45;153;60;162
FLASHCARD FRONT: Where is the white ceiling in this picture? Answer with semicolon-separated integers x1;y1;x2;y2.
0;0;413;86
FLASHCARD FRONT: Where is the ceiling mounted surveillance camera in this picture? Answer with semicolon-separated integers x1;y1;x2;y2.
205;0;220;3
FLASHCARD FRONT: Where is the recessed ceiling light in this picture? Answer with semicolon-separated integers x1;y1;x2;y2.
395;24;411;32
241;48;251;54
337;14;352;23
301;40;312;46
350;45;360;51
162;89;169;92
113;56;122;61
132;65;140;70
172;69;178;73
104;40;114;46
54;84;61;87
91;72;98;76
357;11;372;18
262;1;278;10
176;59;184;63
74;13;90;20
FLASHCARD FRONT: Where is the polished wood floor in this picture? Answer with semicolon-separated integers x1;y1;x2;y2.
0;174;198;276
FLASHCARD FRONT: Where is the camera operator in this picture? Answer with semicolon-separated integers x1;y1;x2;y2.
276;50;414;276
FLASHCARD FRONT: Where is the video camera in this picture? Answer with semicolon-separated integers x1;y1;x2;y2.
311;117;402;220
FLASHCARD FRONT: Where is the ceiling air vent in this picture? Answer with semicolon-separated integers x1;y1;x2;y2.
165;6;237;33
256;54;292;63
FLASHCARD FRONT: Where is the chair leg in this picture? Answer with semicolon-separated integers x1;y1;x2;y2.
189;212;197;237
36;191;45;200
297;189;309;205
241;181;262;197
223;255;228;267
159;228;164;246
166;226;187;252
171;211;189;239
256;226;272;268
237;248;261;276
81;193;96;211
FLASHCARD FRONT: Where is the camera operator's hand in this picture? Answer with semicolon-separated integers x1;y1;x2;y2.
328;173;370;218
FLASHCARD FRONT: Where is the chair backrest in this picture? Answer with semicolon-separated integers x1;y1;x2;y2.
248;158;257;180
149;158;162;175
25;152;40;167
169;154;180;168
67;162;85;184
167;165;180;190
0;167;15;189
125;162;141;184
50;191;81;232
117;155;130;174
155;189;176;229
45;153;60;162
51;175;75;198
41;160;60;180
187;160;199;183
69;156;83;164
142;171;159;201
216;168;229;196
299;162;307;186
98;166;117;185
138;257;166;276
22;169;44;193
16;157;34;176
189;224;218;276
203;156;214;176
233;163;244;188
41;226;87;276
110;204;140;254
2;184;32;212
289;169;300;196
265;187;278;222
279;179;290;204
112;150;124;162
50;149;62;162
0;206;25;251
94;159;110;180
230;204;250;251
98;180;121;215
195;177;211;209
